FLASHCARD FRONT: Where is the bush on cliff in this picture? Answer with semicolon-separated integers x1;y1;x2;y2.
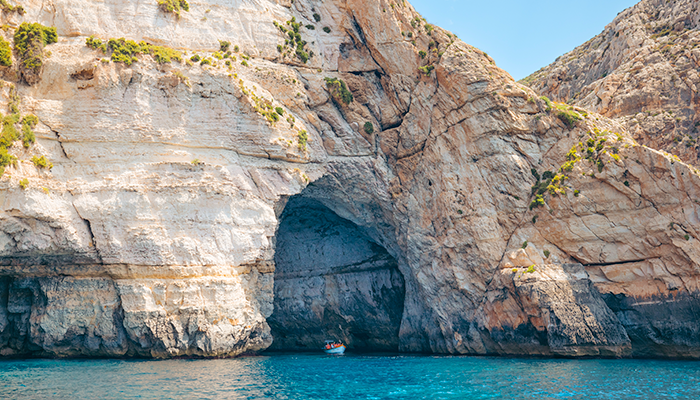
14;22;57;81
0;37;12;67
298;130;308;151
157;0;189;18
97;38;182;66
324;77;353;105
0;0;24;15
31;155;52;169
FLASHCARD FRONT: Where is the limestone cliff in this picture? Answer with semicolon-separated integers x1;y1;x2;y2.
523;0;700;164
0;0;698;359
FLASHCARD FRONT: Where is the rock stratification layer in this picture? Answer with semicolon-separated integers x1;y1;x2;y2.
0;0;698;358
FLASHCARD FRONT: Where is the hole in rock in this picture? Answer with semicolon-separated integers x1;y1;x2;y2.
267;195;405;352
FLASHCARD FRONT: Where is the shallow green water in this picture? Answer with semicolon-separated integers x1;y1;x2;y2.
1;354;698;399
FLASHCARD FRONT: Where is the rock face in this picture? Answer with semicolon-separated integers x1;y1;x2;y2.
0;0;698;359
523;0;700;164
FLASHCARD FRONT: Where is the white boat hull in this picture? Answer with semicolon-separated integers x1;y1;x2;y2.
324;345;346;354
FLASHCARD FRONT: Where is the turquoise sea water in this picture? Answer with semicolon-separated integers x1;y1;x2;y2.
1;354;699;399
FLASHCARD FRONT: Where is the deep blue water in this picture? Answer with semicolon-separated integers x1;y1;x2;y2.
1;354;699;399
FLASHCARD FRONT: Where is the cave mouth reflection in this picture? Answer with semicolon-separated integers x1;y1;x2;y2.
267;194;405;352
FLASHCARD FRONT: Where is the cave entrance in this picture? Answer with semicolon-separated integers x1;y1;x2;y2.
267;192;405;352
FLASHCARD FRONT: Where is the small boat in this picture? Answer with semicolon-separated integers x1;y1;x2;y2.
323;340;346;354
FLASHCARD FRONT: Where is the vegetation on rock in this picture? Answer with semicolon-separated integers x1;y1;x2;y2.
0;37;11;67
86;35;107;53
21;114;37;148
554;102;583;128
31;155;52;169
0;85;40;176
14;22;58;83
157;0;189;18
85;37;182;66
0;0;24;15
324;77;353;105
419;65;434;76
298;130;308;151
273;17;312;64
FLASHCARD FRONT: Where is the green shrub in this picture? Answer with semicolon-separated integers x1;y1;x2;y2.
540;96;552;111
0;146;15;170
265;111;280;123
419;50;427;59
107;38;141;65
14;22;58;78
0;37;12;67
526;265;536;274
306;24;315;30
147;44;182;64
543;250;550;258
418;65;434;76
529;195;544;210
219;40;230;52
686;235;691;241
157;0;189;17
532;215;538;224
313;13;321;22
531;179;551;196
364;122;374;135
324;77;353;104
21;114;38;148
105;38;181;65
298;130;308;151
85;35;107;53
275;107;285;116
296;49;309;63
0;0;24;15
190;54;201;62
0;113;20;149
561;160;576;172
191;159;201;165
19;178;28;189
557;109;581;128
31;155;52;169
323;26;331;33
522;241;528;249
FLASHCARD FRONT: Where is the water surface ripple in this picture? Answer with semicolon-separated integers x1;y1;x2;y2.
1;354;698;399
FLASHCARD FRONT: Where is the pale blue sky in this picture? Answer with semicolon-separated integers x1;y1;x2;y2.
409;0;639;80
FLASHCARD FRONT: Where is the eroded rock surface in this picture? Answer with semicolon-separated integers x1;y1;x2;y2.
0;0;698;359
523;0;700;164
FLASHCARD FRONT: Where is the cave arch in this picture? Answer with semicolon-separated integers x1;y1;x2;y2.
267;180;405;352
